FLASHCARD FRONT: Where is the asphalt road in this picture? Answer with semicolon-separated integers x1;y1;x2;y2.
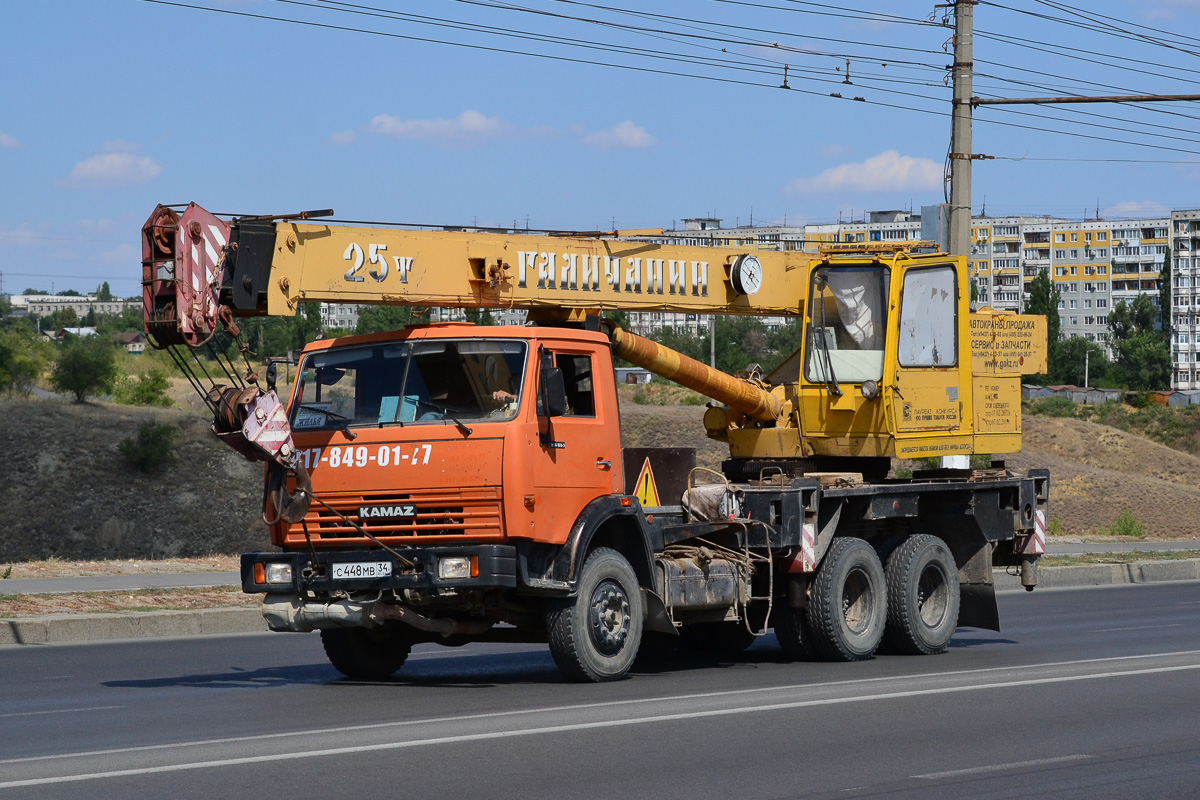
2;582;1199;799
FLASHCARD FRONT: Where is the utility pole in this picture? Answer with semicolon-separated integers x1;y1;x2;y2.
710;316;716;368
947;0;974;259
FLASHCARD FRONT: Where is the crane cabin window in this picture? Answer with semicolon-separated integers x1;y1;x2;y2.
291;339;528;430
898;266;957;367
805;265;890;385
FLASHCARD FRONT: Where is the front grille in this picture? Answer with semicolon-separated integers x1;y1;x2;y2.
284;486;504;544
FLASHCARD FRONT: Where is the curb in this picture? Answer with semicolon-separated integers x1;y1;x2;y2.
3;560;1199;646
0;607;266;646
994;557;1200;592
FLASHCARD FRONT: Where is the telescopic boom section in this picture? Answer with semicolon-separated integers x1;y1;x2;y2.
608;325;783;421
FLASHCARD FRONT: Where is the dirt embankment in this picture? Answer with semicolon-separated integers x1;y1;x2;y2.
0;399;268;563
1;396;1196;566
1009;415;1200;539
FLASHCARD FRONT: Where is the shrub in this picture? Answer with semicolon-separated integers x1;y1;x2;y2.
1028;396;1077;418
113;368;174;407
118;420;177;473
1048;516;1065;536
1106;510;1145;539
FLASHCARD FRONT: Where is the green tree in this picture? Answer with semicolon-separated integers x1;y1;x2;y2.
95;305;144;335
50;336;120;402
355;305;425;335
289;302;324;352
1025;269;1061;382
1116;331;1171;390
1025;269;1062;346
0;330;48;395
97;281;113;302
1108;294;1171;390
22;287;49;295
1051;336;1109;387
1108;294;1158;341
59;289;82;297
464;308;496;325
48;307;78;331
714;316;770;374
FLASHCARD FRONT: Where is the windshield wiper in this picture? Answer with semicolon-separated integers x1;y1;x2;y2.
814;277;842;397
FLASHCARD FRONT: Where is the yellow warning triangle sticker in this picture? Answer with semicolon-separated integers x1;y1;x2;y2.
634;457;661;507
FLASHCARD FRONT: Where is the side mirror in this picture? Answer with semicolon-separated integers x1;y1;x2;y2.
540;366;568;417
537;347;568;417
265;361;278;393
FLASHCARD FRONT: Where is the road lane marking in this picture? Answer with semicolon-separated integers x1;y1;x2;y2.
5;649;1200;767
0;706;121;719
2;661;1199;789
1096;623;1184;633
914;754;1094;779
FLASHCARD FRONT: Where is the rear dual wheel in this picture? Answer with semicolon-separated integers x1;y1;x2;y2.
883;534;960;655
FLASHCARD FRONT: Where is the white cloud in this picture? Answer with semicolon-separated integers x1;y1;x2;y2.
0;131;20;148
1101;200;1169;219
64;152;163;187
786;150;941;193
1141;0;1200;20
335;111;654;152
0;224;42;246
98;140;144;154
366;110;507;145
582;120;655;150
99;243;139;264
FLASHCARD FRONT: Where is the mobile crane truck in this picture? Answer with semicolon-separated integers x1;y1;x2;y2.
141;203;1048;682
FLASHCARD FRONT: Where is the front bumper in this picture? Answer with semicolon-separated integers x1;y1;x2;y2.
241;545;518;595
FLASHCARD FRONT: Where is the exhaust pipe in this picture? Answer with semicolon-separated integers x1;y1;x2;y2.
262;595;493;636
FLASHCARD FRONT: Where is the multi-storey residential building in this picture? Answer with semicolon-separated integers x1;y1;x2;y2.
9;293;136;317
1170;210;1200;390
319;303;361;330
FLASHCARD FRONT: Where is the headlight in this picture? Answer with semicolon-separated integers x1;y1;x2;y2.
265;563;294;585
438;557;472;579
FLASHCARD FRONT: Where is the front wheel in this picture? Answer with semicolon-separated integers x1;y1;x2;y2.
546;548;644;682
805;537;887;661
320;625;412;680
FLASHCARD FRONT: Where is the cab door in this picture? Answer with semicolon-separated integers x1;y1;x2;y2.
527;345;623;544
887;261;971;459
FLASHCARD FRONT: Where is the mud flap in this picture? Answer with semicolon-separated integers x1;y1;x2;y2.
642;589;678;635
958;582;1000;631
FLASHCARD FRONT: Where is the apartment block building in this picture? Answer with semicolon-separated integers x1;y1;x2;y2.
1170;210;1200;390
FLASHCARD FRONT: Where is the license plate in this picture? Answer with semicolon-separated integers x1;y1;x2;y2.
332;561;393;580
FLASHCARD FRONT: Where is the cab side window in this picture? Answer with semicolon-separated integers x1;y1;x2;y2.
898;265;957;367
555;354;595;416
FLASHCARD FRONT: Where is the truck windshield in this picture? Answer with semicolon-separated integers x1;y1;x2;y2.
805;265;890;386
291;339;528;430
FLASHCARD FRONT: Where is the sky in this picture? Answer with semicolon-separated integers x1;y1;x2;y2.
3;0;1200;298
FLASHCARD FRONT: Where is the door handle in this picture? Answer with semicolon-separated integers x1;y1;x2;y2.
596;459;612;469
